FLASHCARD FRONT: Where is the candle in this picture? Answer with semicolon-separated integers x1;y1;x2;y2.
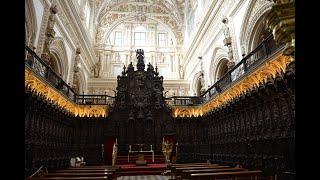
163;137;164;143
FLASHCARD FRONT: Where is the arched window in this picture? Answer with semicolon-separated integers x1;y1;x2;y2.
134;26;146;46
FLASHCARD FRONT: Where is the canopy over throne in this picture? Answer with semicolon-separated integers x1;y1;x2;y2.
106;49;174;154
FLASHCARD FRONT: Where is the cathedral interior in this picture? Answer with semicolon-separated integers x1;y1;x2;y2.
25;0;295;179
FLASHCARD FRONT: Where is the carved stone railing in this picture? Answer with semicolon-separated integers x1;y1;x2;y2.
166;34;284;106
25;45;114;105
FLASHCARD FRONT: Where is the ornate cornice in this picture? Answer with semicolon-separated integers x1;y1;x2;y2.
266;0;295;56
182;0;221;68
25;68;108;117
172;49;293;118
58;0;97;68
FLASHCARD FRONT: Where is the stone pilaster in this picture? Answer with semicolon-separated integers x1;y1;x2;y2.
41;4;58;66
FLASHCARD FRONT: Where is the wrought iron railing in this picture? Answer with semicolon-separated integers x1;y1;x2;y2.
25;45;115;105
26;34;283;107
166;34;284;106
165;96;203;106
75;94;114;105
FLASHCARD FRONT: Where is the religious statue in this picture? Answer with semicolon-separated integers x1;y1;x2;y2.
112;139;118;166
74;48;81;73
199;73;206;95
179;65;184;79
162;139;173;164
222;17;235;69
222;18;230;38
91;59;101;78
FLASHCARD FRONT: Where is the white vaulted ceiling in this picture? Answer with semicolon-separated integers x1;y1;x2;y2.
93;0;186;46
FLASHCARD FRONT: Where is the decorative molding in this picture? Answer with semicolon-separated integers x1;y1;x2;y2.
25;0;37;46
25;68;108;117
50;37;69;80
172;51;292;118
182;0;221;68
240;0;273;51
36;4;51;55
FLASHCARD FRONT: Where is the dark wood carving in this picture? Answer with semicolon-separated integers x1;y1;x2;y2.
174;66;295;177
107;49;174;154
25;52;294;178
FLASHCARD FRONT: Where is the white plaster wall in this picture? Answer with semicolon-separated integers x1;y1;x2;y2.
231;0;250;62
33;0;44;48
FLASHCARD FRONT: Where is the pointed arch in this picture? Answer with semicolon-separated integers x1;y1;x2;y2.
209;47;229;84
191;71;204;96
49;37;69;81
239;0;273;53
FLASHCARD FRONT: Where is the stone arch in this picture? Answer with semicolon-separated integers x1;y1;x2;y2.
25;0;37;46
49;37;69;81
99;16;178;47
191;71;204;96
247;11;275;52
239;0;273;54
214;58;229;82
209;47;229;84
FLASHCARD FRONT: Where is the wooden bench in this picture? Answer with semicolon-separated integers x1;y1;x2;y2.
67;167;119;170
190;170;262;180
175;166;229;170
171;164;218;168
174;166;230;179
171;163;212;166
180;167;246;179
45;172;114;177
170;164;229;179
52;169;116;173
30;177;109;180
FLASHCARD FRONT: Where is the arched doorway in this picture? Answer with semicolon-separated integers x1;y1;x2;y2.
215;59;229;82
